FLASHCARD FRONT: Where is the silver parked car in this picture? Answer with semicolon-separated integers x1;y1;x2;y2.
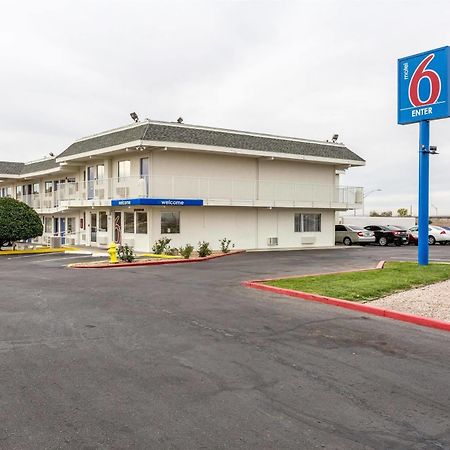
335;224;376;246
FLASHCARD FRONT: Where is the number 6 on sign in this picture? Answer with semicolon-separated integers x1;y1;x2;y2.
409;54;441;107
398;46;450;124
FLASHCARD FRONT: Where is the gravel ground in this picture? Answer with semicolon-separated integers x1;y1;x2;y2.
369;279;450;322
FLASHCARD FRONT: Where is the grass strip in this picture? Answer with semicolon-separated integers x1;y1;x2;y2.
264;262;450;302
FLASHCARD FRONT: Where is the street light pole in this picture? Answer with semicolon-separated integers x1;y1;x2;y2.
362;189;382;216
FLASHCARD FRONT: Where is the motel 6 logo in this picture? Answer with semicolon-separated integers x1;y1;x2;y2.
398;46;450;125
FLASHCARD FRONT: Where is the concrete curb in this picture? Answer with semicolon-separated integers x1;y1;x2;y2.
69;250;245;268
242;261;450;333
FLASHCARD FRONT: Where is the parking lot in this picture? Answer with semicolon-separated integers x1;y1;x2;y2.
1;245;450;449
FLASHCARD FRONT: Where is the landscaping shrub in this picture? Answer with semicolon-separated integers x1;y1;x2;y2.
152;237;171;254
197;241;212;258
219;237;234;253
0;197;43;248
179;244;194;259
117;244;135;262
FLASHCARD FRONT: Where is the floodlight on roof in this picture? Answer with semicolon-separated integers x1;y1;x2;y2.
130;112;139;123
331;134;339;143
177;117;183;123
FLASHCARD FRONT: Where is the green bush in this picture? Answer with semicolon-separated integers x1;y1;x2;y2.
179;244;194;259
197;241;212;258
152;237;171;254
116;244;135;262
219;237;234;253
0;197;43;248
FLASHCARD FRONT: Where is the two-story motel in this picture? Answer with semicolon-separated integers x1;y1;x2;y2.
0;120;365;251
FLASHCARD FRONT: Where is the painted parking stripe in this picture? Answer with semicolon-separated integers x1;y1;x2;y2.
36;255;97;263
6;253;67;260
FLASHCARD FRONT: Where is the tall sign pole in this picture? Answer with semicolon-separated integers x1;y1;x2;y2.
398;46;450;265
418;120;430;265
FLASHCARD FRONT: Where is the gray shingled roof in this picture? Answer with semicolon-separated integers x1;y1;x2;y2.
0;158;59;176
58;121;365;163
21;158;60;174
59;124;148;159
0;161;24;175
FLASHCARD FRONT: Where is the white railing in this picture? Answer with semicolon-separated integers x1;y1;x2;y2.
19;176;363;209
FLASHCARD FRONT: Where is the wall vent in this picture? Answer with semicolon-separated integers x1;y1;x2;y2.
267;237;278;246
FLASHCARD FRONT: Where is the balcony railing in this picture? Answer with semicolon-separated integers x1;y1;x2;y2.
18;176;363;210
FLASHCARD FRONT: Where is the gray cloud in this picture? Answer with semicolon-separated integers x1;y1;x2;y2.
0;0;449;212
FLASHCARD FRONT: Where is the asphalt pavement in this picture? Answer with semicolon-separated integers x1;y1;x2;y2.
1;245;450;449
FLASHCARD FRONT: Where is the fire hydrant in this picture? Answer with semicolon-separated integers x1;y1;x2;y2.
108;242;118;264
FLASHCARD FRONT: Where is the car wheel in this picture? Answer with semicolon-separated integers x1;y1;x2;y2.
379;236;388;246
428;236;436;245
343;237;352;246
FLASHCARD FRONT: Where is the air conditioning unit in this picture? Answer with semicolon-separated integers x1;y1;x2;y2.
267;237;278;246
116;187;129;198
95;188;105;199
50;236;62;248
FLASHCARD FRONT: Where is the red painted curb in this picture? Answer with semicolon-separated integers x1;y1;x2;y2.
242;270;450;333
70;250;245;269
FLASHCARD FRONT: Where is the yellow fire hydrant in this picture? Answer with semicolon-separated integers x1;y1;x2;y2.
108;242;118;264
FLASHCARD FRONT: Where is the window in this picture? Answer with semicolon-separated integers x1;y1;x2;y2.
99;211;108;232
335;225;346;231
45;181;53;193
44;217;52;233
161;212;180;234
16;186;22;197
124;212;135;233
33;183;40;194
118;160;130;180
294;213;321;232
303;214;321;232
67;218;75;234
136;212;148;234
97;164;105;180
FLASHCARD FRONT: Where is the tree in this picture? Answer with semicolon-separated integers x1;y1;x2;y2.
370;210;393;217
0;197;43;248
397;208;409;217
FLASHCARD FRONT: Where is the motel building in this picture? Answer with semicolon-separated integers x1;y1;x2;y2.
0;120;365;251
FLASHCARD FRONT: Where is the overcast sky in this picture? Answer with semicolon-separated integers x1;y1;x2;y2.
1;0;449;214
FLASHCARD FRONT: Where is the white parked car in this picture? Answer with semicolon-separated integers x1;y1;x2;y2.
408;225;450;245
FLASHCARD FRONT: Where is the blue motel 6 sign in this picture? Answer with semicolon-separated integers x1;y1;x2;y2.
398;46;450;124
398;46;450;266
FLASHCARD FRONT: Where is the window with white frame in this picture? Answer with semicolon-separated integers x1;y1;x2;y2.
44;217;52;233
118;160;131;180
136;212;148;234
161;212;180;234
99;211;108;232
124;212;135;233
97;164;105;180
294;213;321;232
67;218;76;234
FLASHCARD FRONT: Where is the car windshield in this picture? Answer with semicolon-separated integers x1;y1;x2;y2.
385;225;403;230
